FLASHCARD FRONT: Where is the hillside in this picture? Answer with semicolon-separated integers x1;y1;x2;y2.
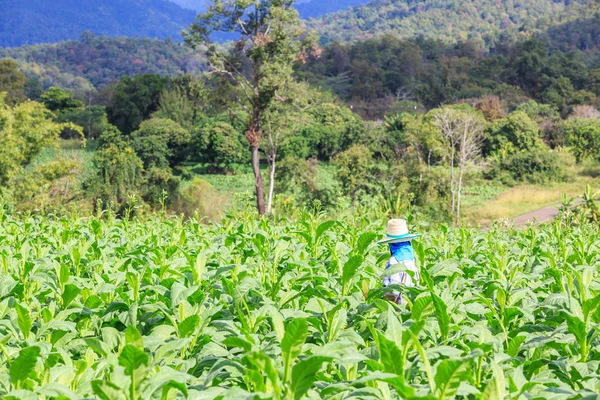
0;0;196;48
168;0;372;18
309;0;598;45
0;35;205;92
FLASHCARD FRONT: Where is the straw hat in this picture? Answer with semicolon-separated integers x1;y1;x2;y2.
378;219;421;244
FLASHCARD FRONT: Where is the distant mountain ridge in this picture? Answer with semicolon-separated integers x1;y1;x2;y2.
309;0;599;45
167;0;372;18
0;0;197;48
0;0;372;48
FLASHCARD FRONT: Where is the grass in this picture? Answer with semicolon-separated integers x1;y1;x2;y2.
196;172;256;195
464;178;600;223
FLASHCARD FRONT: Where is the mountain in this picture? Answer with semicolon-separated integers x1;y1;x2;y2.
309;0;599;45
0;0;196;48
168;0;373;18
295;0;373;19
0;36;205;94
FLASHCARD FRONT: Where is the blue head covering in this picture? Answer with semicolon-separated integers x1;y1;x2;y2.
389;241;414;262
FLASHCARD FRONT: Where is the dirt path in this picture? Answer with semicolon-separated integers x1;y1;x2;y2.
512;198;598;226
512;204;562;227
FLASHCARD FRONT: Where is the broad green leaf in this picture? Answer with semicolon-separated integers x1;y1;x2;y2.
281;318;308;382
179;315;200;338
411;295;433;321
316;220;337;241
10;346;40;386
125;326;144;349
434;359;471;399
291;356;332;400
431;293;449;340
119;345;149;399
61;284;81;308
376;331;403;376
15;303;32;340
506;335;526;357
482;364;506;400
246;352;282;398
92;380;127;400
356;232;377;255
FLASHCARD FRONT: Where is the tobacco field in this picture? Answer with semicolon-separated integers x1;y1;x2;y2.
0;208;599;400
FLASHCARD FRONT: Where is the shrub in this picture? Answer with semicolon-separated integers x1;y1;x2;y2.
131;118;191;169
193;119;247;171
488;149;567;184
275;156;341;208
484;111;541;156
564;118;600;162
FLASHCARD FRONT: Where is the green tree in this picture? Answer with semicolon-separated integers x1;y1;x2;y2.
193;119;247;171
185;0;319;215
87;125;144;210
564;118;600;162
40;87;83;112
154;74;209;131
485;111;541;156
0;59;26;105
130;118;191;169
106;74;169;135
542;77;575;115
0;94;76;190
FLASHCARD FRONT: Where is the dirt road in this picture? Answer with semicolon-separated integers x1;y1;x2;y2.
512;204;562;227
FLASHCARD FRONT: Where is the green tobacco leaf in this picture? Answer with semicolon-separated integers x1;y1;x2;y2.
342;255;363;291
246;352;282;398
356;232;377;255
15;303;32;340
506;335;526;357
316;220;338;242
179;315;200;338
62;284;81;308
431;293;449;340
282;318;308;382
223;336;253;353
482;364;506;400
411;295;433;321
434;359;472;399
10;346;40;385
161;380;189;399
92;380;127;400
125;326;144;349
376;331;403;376
59;264;70;286
291;356;332;400
119;344;149;399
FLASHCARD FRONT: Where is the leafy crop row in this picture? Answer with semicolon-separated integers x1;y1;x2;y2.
0;209;599;399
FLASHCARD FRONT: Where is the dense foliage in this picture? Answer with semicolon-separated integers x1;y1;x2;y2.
0;208;599;398
0;35;205;92
0;0;196;48
299;36;599;118
309;0;596;46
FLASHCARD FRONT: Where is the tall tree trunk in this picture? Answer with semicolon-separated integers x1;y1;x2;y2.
267;149;277;216
457;158;464;223
251;144;266;215
450;148;456;215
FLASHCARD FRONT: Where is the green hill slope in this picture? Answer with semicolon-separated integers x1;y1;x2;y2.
0;0;196;48
310;0;597;45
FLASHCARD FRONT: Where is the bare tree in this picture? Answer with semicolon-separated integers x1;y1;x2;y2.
432;107;485;223
571;105;600;120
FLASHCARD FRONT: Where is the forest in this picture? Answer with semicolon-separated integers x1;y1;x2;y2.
310;0;597;46
0;0;599;225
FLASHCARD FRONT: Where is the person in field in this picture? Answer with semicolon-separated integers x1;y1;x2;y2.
379;219;421;305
